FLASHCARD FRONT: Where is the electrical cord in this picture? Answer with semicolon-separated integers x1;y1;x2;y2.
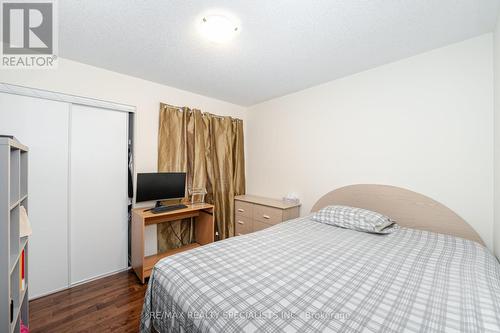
169;220;184;245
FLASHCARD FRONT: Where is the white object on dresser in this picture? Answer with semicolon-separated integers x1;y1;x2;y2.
234;195;300;236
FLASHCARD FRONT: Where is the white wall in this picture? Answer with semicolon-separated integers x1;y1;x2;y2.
0;58;246;255
494;15;500;259
246;35;495;250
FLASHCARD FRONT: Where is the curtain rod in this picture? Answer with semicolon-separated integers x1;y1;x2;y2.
161;103;242;121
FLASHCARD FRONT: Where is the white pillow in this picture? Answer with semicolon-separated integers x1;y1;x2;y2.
311;205;399;234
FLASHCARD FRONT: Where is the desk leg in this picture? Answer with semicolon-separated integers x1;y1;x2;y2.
131;213;145;283
195;209;215;245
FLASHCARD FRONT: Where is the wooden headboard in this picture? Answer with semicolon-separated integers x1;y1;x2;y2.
311;184;484;246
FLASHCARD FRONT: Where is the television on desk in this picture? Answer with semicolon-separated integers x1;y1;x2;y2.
136;172;186;211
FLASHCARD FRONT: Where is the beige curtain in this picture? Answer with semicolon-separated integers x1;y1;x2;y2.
157;103;245;252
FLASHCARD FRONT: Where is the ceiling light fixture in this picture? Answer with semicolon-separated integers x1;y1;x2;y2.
199;14;239;44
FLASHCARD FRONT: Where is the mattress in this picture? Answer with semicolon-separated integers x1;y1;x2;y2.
140;216;500;332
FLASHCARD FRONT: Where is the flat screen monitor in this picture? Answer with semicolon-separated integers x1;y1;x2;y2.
136;172;186;202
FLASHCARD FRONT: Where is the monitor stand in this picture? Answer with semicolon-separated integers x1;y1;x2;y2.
143;201;164;212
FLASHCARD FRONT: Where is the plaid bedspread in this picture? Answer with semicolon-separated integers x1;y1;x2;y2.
140;216;500;333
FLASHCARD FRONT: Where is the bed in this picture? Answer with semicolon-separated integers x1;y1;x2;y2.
140;185;500;332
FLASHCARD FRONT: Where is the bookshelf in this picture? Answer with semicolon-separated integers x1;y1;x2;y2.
1;138;29;333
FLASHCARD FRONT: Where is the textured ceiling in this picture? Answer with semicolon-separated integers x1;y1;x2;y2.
60;0;500;106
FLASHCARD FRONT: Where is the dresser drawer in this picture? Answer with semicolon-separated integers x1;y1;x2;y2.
234;195;301;236
235;216;253;235
235;200;253;218
253;219;273;232
253;205;283;225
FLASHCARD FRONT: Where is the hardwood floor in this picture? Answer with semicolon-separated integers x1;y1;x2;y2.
29;270;148;333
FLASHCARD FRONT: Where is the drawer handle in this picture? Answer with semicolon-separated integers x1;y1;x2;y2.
263;214;271;219
237;220;244;225
237;208;245;212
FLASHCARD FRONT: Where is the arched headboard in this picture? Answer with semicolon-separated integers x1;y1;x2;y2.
311;184;484;246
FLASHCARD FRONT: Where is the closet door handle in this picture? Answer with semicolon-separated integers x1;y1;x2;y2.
237;208;245;212
263;215;271;220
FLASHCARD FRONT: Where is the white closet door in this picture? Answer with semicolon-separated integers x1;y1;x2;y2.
70;105;128;284
0;92;70;298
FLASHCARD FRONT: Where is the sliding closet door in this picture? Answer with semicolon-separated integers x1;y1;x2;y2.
69;105;128;284
0;92;70;298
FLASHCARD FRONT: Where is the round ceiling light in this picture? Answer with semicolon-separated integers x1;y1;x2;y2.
199;14;239;43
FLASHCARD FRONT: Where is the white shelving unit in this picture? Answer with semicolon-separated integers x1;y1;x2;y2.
1;138;29;333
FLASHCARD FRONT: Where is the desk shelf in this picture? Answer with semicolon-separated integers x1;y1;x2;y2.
144;243;201;272
131;204;214;283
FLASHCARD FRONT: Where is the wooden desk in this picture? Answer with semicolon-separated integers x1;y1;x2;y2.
131;203;214;283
